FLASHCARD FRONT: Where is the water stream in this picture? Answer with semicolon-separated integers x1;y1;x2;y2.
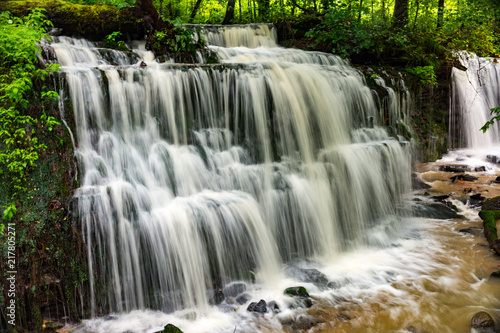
49;25;500;332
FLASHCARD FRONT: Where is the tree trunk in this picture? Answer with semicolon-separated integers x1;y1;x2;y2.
136;0;165;31
222;0;236;24
393;0;408;28
358;0;363;21
437;0;444;29
189;0;203;22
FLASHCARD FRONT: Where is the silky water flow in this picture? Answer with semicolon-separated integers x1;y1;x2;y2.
47;26;500;333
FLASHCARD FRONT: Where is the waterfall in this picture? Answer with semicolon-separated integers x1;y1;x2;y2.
50;25;411;317
450;52;500;148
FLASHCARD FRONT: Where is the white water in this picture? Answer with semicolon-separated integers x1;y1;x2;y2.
450;52;500;148
47;25;500;333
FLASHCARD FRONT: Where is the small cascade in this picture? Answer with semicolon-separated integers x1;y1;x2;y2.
50;24;412;322
188;23;278;48
450;52;500;148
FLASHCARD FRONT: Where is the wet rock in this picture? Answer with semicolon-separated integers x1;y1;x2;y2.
268;300;280;313
222;282;246;298
475;166;487;172
469;193;486;207
284;286;310;298
247;299;267;313
487;155;498;164
431;194;449;203
482;197;500;211
450;174;478;183
459;227;482;236
284;266;328;285
471;311;495;329
440;165;468;172
236;293;251;305
492;176;500;184
412;202;462;219
488;271;500;280
209;288;224;305
158;324;184;333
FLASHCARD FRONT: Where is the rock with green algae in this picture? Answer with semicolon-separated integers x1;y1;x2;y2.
0;0;145;39
479;196;500;255
284;286;310;298
155;323;184;333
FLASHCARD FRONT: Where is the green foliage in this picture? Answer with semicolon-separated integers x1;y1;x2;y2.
305;1;376;58
149;22;206;59
406;66;437;86
480;107;500;133
104;31;128;50
0;8;60;227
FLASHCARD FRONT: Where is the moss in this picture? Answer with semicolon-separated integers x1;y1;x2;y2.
479;209;500;243
284;286;310;298
31;304;43;332
0;0;145;39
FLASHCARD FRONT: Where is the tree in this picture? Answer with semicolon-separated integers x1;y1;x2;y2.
437;0;444;28
393;0;408;28
222;0;236;24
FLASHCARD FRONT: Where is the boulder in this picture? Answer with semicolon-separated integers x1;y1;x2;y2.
450;174;478;183
439;165;468;172
157;324;184;333
487;155;498;164
284;286;310;298
475;166;487;172
247;299;267;313
267;300;280;313
236;293;251;305
412;202;462;219
471;311;494;329
458;227;482;236
284;266;328;285
222;282;246;298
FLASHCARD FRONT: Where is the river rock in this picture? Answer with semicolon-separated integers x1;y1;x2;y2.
459;227;482;236
475;166;487;172
412;202;462;219
488;271;500;280
268;300;280;313
284;286;310;298
439;165;468;172
247;299;267;313
492;176;500;184
236;293;251;305
471;311;495;329
157;324;184;333
469;193;486;207
222;282;246;298
284;266;328;285
487;155;498;164
450;174;478;183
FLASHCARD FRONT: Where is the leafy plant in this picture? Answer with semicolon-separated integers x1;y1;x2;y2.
0;8;60;229
480;107;500;133
406;66;437;86
103;31;128;51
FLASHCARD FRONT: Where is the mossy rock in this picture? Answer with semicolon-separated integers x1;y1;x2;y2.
0;0;146;39
284;286;310;298
482;196;500;211
157;323;184;333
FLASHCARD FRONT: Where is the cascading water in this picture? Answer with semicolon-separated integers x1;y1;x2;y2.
450;52;500;148
49;25;500;333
